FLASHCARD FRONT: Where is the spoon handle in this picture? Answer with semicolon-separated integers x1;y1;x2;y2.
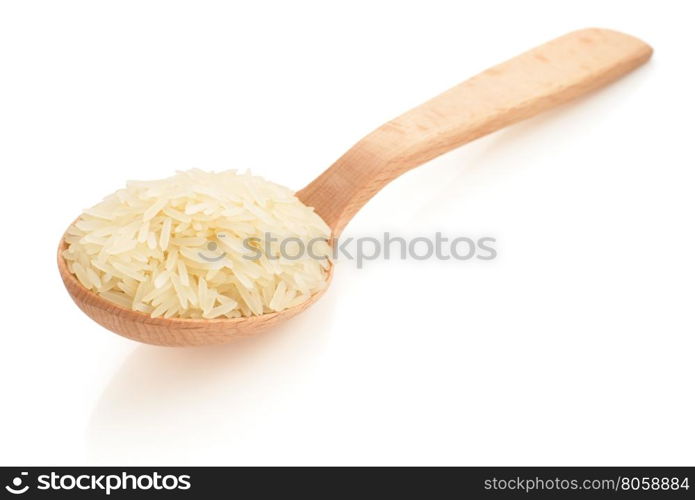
297;28;652;236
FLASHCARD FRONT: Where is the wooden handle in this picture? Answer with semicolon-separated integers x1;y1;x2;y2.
297;28;652;236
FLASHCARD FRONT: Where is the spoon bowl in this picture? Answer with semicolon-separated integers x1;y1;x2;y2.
58;239;333;346
58;28;652;346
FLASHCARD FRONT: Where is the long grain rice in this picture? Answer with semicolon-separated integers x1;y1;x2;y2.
63;169;332;319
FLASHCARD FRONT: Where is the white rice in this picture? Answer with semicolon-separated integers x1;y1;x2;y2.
63;169;332;319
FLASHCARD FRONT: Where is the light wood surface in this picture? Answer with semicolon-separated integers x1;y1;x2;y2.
58;28;652;346
297;28;652;236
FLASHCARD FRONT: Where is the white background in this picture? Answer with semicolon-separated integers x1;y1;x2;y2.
0;0;693;466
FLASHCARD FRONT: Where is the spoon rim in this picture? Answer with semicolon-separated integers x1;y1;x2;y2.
57;236;333;328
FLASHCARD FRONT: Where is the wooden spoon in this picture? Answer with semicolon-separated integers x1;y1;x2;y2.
58;28;652;346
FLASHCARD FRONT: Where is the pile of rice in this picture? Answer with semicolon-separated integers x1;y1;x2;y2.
63;169;332;319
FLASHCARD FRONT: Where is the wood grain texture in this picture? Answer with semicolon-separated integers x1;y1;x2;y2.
58;28;651;346
297;28;652;236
